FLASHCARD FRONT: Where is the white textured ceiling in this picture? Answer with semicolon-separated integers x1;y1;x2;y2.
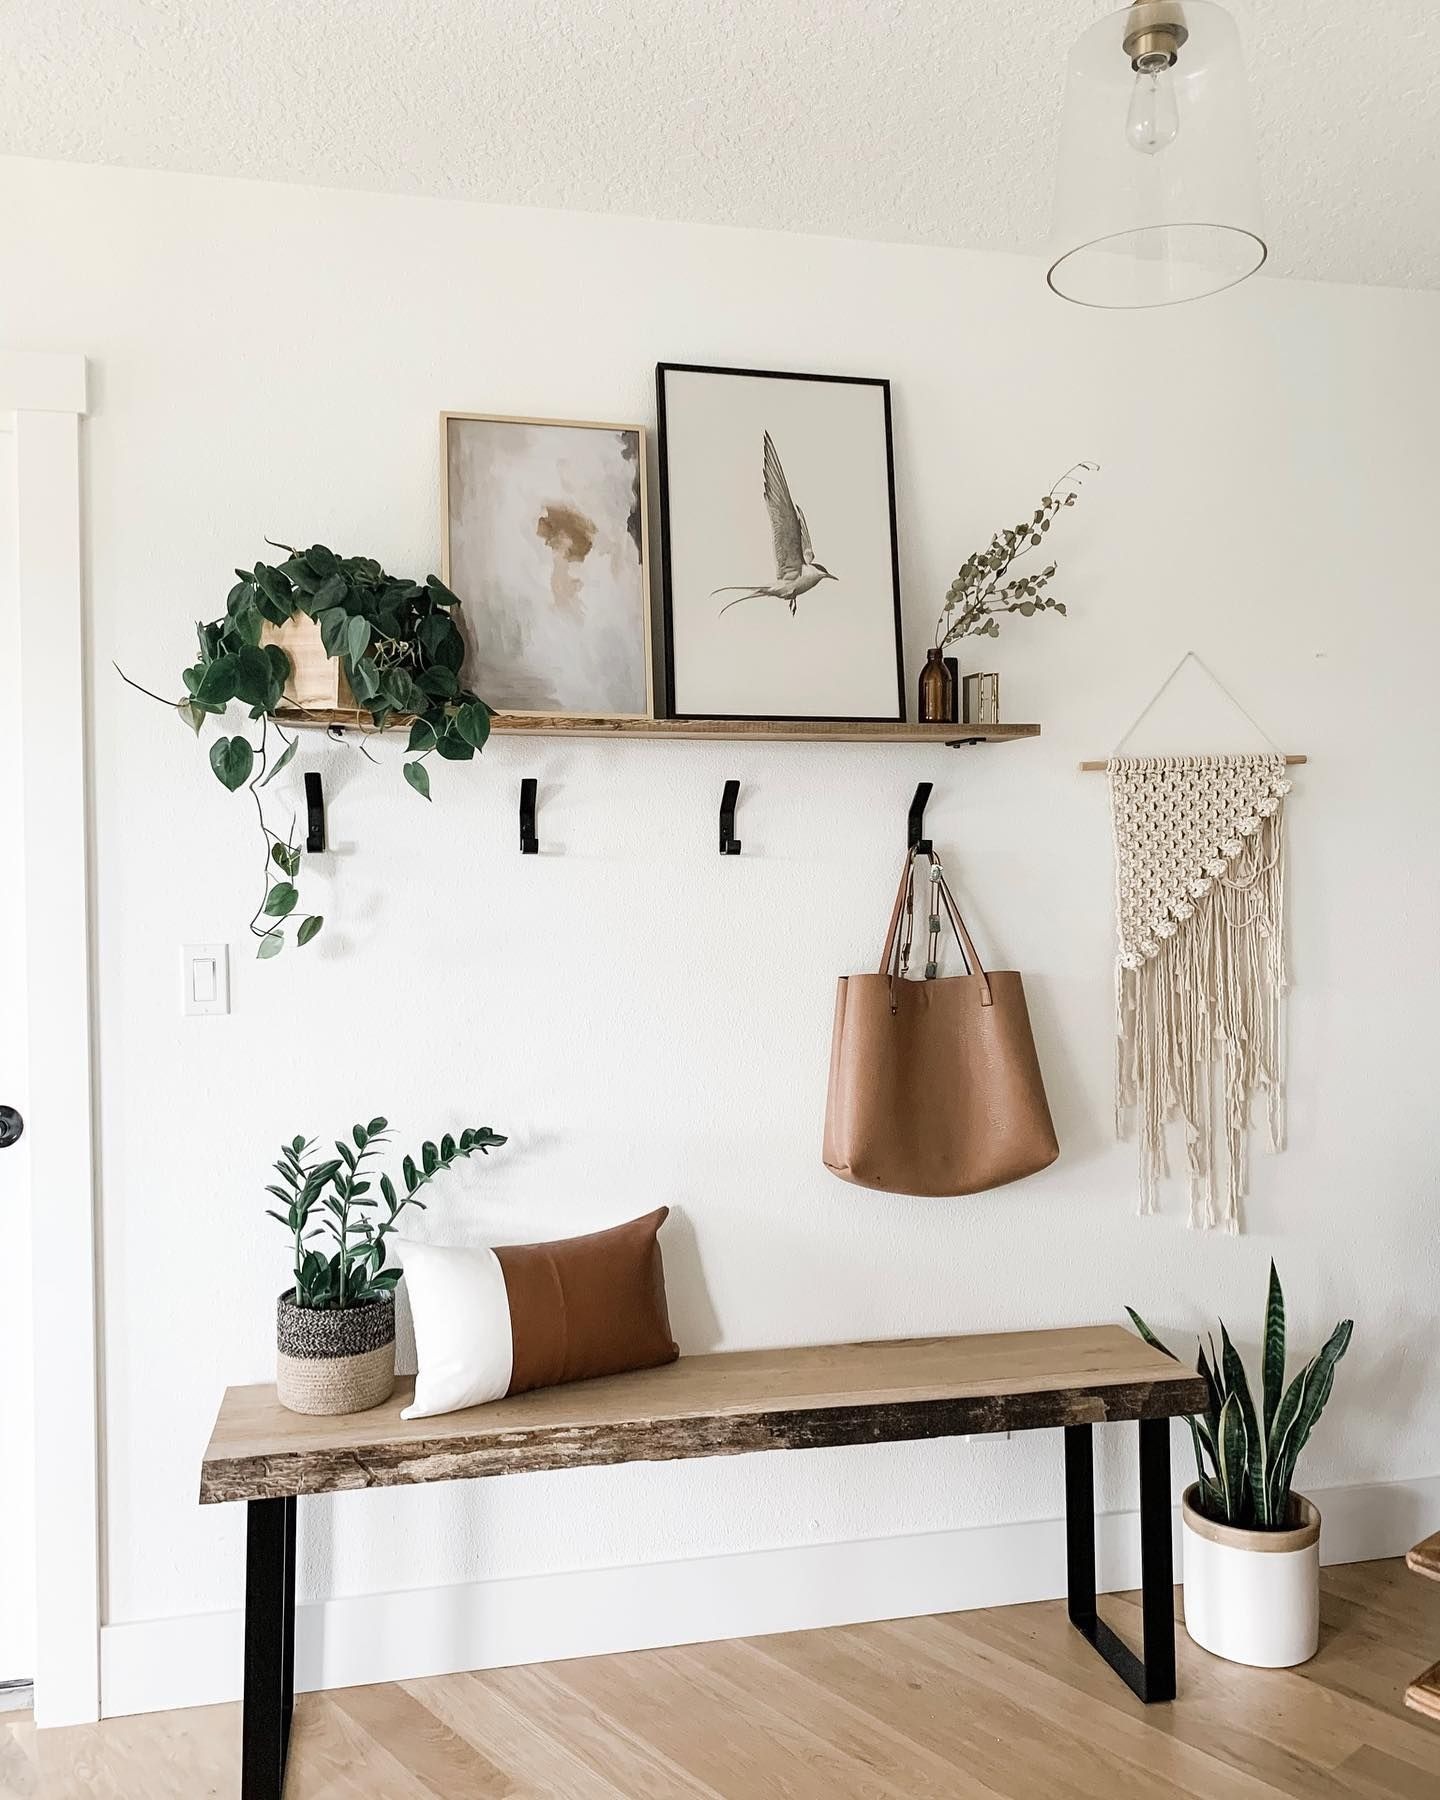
3;1;1435;291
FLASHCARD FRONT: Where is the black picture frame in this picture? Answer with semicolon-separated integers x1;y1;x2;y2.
655;362;906;723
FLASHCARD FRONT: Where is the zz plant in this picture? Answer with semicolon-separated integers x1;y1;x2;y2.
268;1117;506;1310
121;542;493;957
1127;1264;1352;1531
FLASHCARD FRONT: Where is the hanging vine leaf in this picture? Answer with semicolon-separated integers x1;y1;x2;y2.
455;700;492;750
403;760;431;801
297;915;324;946
209;735;254;791
264;882;299;918
258;736;298;788
257;931;283;959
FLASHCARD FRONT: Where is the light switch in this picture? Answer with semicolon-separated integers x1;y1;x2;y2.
183;943;230;1016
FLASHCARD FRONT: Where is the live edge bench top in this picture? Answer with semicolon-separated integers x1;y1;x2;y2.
201;1325;1206;1505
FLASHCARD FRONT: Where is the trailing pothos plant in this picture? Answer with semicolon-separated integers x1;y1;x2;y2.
268;1117;507;1310
119;542;493;958
1127;1264;1353;1532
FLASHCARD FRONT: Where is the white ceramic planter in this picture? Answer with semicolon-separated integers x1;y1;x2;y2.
1182;1483;1321;1668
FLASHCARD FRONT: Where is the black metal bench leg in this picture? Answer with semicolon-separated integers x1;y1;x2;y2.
1064;1418;1176;1703
243;1496;297;1798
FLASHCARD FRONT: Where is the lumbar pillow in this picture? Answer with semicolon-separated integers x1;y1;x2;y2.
400;1206;678;1420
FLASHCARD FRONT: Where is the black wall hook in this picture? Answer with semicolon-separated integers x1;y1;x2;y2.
908;781;933;856
304;772;326;853
719;780;741;856
519;778;539;855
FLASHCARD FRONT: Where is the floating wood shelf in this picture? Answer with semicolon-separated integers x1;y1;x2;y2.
276;709;1039;748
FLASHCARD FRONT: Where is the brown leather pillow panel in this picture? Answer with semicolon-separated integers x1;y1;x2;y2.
494;1205;679;1395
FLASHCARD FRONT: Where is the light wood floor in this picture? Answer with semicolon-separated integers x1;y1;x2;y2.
4;1559;1438;1799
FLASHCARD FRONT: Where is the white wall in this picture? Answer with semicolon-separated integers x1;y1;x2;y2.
3;155;1438;1709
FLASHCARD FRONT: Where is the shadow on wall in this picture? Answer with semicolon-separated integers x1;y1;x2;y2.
657;1206;720;1355
1019;972;1107;1168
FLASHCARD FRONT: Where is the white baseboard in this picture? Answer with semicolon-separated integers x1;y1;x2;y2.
98;1474;1440;1720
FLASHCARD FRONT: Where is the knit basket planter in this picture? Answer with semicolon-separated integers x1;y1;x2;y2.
275;1291;396;1416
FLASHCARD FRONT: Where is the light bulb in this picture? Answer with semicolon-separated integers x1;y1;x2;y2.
1126;64;1180;155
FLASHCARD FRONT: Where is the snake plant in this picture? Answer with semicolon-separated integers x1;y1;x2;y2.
1127;1264;1352;1531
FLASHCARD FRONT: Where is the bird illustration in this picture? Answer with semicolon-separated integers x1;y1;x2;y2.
712;432;838;616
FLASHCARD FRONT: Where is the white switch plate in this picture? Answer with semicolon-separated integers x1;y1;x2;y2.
183;942;230;1016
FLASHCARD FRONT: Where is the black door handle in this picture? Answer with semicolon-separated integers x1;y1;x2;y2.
0;1106;23;1149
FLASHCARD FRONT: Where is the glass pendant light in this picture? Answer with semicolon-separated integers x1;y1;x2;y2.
1048;1;1267;308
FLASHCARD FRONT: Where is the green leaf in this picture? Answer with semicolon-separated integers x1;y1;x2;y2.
384;668;423;716
348;655;381;703
1260;1261;1286;1438
258;735;298;788
416;665;459;699
178;700;207;735
1273;1318;1353;1513
1124;1307;1176;1360
209;735;255;791
418;612;455;657
1216;1391;1247;1525
455;700;492;750
1220;1324;1265;1526
271;842;300;879
407;718;438;754
196;656;243;708
311;572;347;614
422;1141;439;1175
257;930;283;959
232;646;277;708
306;544;337;578
426;573;461;608
353;1123;369;1149
368;1116;388;1135
319;606;350;659
403;760;431;800
264;882;299;918
435;730;475;762
297;914;323;947
346;615;371;664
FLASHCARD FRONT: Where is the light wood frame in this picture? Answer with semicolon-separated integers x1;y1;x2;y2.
1;350;100;1726
439;411;655;722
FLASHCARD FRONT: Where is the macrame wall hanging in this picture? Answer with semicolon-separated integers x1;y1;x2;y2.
1082;654;1305;1232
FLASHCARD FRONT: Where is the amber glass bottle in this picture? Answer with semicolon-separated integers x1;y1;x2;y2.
917;647;956;723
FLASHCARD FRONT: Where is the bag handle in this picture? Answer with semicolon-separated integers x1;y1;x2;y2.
878;850;993;1009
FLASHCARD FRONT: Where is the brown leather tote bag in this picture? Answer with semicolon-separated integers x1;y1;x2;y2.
823;850;1059;1196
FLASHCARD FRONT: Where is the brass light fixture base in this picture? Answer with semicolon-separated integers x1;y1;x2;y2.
1123;0;1189;69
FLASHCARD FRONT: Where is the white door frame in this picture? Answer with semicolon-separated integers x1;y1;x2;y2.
2;350;100;1727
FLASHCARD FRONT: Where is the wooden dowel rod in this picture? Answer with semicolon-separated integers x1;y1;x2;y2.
1078;753;1307;772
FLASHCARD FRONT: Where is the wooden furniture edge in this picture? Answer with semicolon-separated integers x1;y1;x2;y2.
1405;1659;1440;1722
270;709;1041;745
200;1373;1209;1504
1407;1531;1440;1582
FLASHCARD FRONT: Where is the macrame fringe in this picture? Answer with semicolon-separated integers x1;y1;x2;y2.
1109;755;1289;1231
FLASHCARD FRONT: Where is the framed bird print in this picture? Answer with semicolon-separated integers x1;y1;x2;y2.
655;364;904;721
441;411;653;719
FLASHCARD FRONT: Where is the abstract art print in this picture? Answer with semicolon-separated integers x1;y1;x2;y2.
442;413;652;718
656;364;903;720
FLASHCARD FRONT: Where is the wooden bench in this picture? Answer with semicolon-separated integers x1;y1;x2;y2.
1405;1530;1440;1722
202;1325;1207;1799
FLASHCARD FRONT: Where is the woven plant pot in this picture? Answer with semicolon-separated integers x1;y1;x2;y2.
275;1291;396;1416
